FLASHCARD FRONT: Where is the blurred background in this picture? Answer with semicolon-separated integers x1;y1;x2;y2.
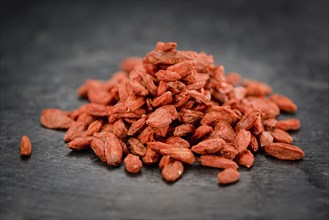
1;1;328;219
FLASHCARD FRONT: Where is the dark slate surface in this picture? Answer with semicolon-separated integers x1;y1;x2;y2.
0;1;328;219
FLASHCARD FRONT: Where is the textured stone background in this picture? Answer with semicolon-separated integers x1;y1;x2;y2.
1;1;328;219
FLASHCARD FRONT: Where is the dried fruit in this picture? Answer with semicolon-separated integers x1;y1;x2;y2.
206;106;241;125
147;141;177;152
251;114;264;135
236;150;254;168
121;57;142;72
173;124;194;137
178;108;204;124
210;120;236;143
90;137;106;162
119;139;129;157
192;125;213;140
270;94;297;112
40;109;72;129
129;80;149;96
77;113;95;126
20;135;32;157
275;119;301;131
153;125;169;137
243;97;280;119
199;155;238;170
234;109;260;132
160;148;195;164
112;119;128;139
191;139;225;154
159;155;171;169
68;136;92;151
138;126;155;144
85;103;111;117
124;154;143;173
142;146;160;165
263;118;278;130
162;160;184;182
187;90;211;105
248;135;259;153
152;91;173;107
85;120;102;136
174;92;190;107
217;144;239;160
270;128;294;144
264;143;304;160
244;81;272;97
39;41;304;186
165;137;190;148
146;105;176;127
64;122;86;142
127;138;147;157
259;131;274;147
235;129;251;153
104;133;123;166
217;168;240;185
225;72;241;85
155;70;182;82
127;115;148;136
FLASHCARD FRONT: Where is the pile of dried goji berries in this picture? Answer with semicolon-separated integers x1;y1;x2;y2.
40;42;304;185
